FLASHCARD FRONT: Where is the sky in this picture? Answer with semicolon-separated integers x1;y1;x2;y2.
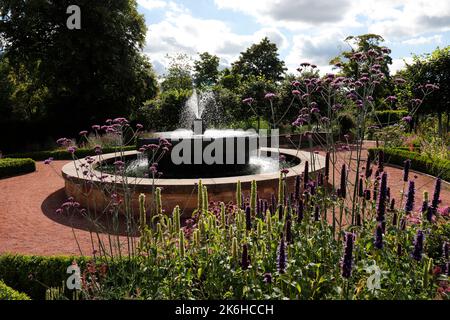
137;0;450;76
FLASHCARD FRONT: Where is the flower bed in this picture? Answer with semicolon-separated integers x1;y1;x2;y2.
0;158;36;178
368;148;450;182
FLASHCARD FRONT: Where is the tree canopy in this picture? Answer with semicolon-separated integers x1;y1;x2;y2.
232;37;286;82
0;0;157;134
194;52;220;88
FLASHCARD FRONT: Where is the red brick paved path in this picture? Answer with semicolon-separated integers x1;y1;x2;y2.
1;142;449;256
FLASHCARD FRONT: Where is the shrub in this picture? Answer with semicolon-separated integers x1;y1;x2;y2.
4;146;136;161
373;110;409;126
0;254;88;300
0;158;36;178
369;148;450;181
0;280;31;300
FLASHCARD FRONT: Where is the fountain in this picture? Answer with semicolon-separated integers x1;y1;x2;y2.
62;90;326;213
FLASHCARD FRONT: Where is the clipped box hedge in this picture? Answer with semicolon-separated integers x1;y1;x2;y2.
373;110;409;125
0;254;89;300
0;158;36;178
0;280;31;300
5;145;136;161
368;148;450;182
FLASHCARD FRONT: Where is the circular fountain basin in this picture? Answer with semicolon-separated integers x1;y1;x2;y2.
62;148;326;215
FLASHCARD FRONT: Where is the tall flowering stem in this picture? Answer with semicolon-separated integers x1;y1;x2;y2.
404;181;415;214
341;232;355;279
411;230;424;261
277;233;286;274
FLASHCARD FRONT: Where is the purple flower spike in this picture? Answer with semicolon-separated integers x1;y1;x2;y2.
341;232;355;278
377;172;388;223
431;178;441;211
411;230;424;261
374;223;384;249
404;181;415;213
277;233;286;274
403;159;411;182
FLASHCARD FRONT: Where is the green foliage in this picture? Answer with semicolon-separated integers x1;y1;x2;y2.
5;146;136;161
194;52;220;88
161;53;193;92
396;46;450;135
373;110;409;126
330;34;393;107
0;254;88;299
0;158;35;178
0;280;31;300
0;0;157;134
368;148;450;181
137;89;192;131
232;37;286;82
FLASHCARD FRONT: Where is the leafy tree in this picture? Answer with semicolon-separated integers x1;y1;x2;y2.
161;53;193;92
138;89;192;131
330;34;393;107
0;0;157;133
232;37;286;82
397;46;450;135
0;56;13;118
194;52;219;88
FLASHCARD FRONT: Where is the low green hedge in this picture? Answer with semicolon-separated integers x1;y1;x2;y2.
373;110;408;125
368;148;450;182
5;146;136;161
0;158;36;178
0;254;89;300
0;280;31;300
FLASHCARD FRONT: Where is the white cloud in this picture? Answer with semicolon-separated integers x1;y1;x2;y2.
145;9;288;75
401;35;443;45
285;31;347;74
214;0;358;30
390;57;414;74
137;0;167;11
215;0;450;40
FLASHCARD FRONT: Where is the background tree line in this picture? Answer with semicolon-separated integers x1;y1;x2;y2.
0;0;448;152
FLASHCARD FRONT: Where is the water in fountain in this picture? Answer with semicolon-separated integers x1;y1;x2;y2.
179;89;222;129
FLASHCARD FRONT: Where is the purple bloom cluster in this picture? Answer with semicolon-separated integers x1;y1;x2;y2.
277;233;286;274
411;230;424;261
404;181;415;213
341;232;355;278
403;159;411;182
374;223;384;249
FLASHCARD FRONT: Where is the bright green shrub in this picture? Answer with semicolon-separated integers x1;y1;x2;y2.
0;280;31;300
0;254;88;300
0;158;36;178
5;146;136;161
369;148;450;181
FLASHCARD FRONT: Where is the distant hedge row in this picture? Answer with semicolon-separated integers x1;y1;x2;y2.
0;280;31;300
373;110;409;125
0;254;89;300
368;148;450;182
5;146;136;161
0;158;36;178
